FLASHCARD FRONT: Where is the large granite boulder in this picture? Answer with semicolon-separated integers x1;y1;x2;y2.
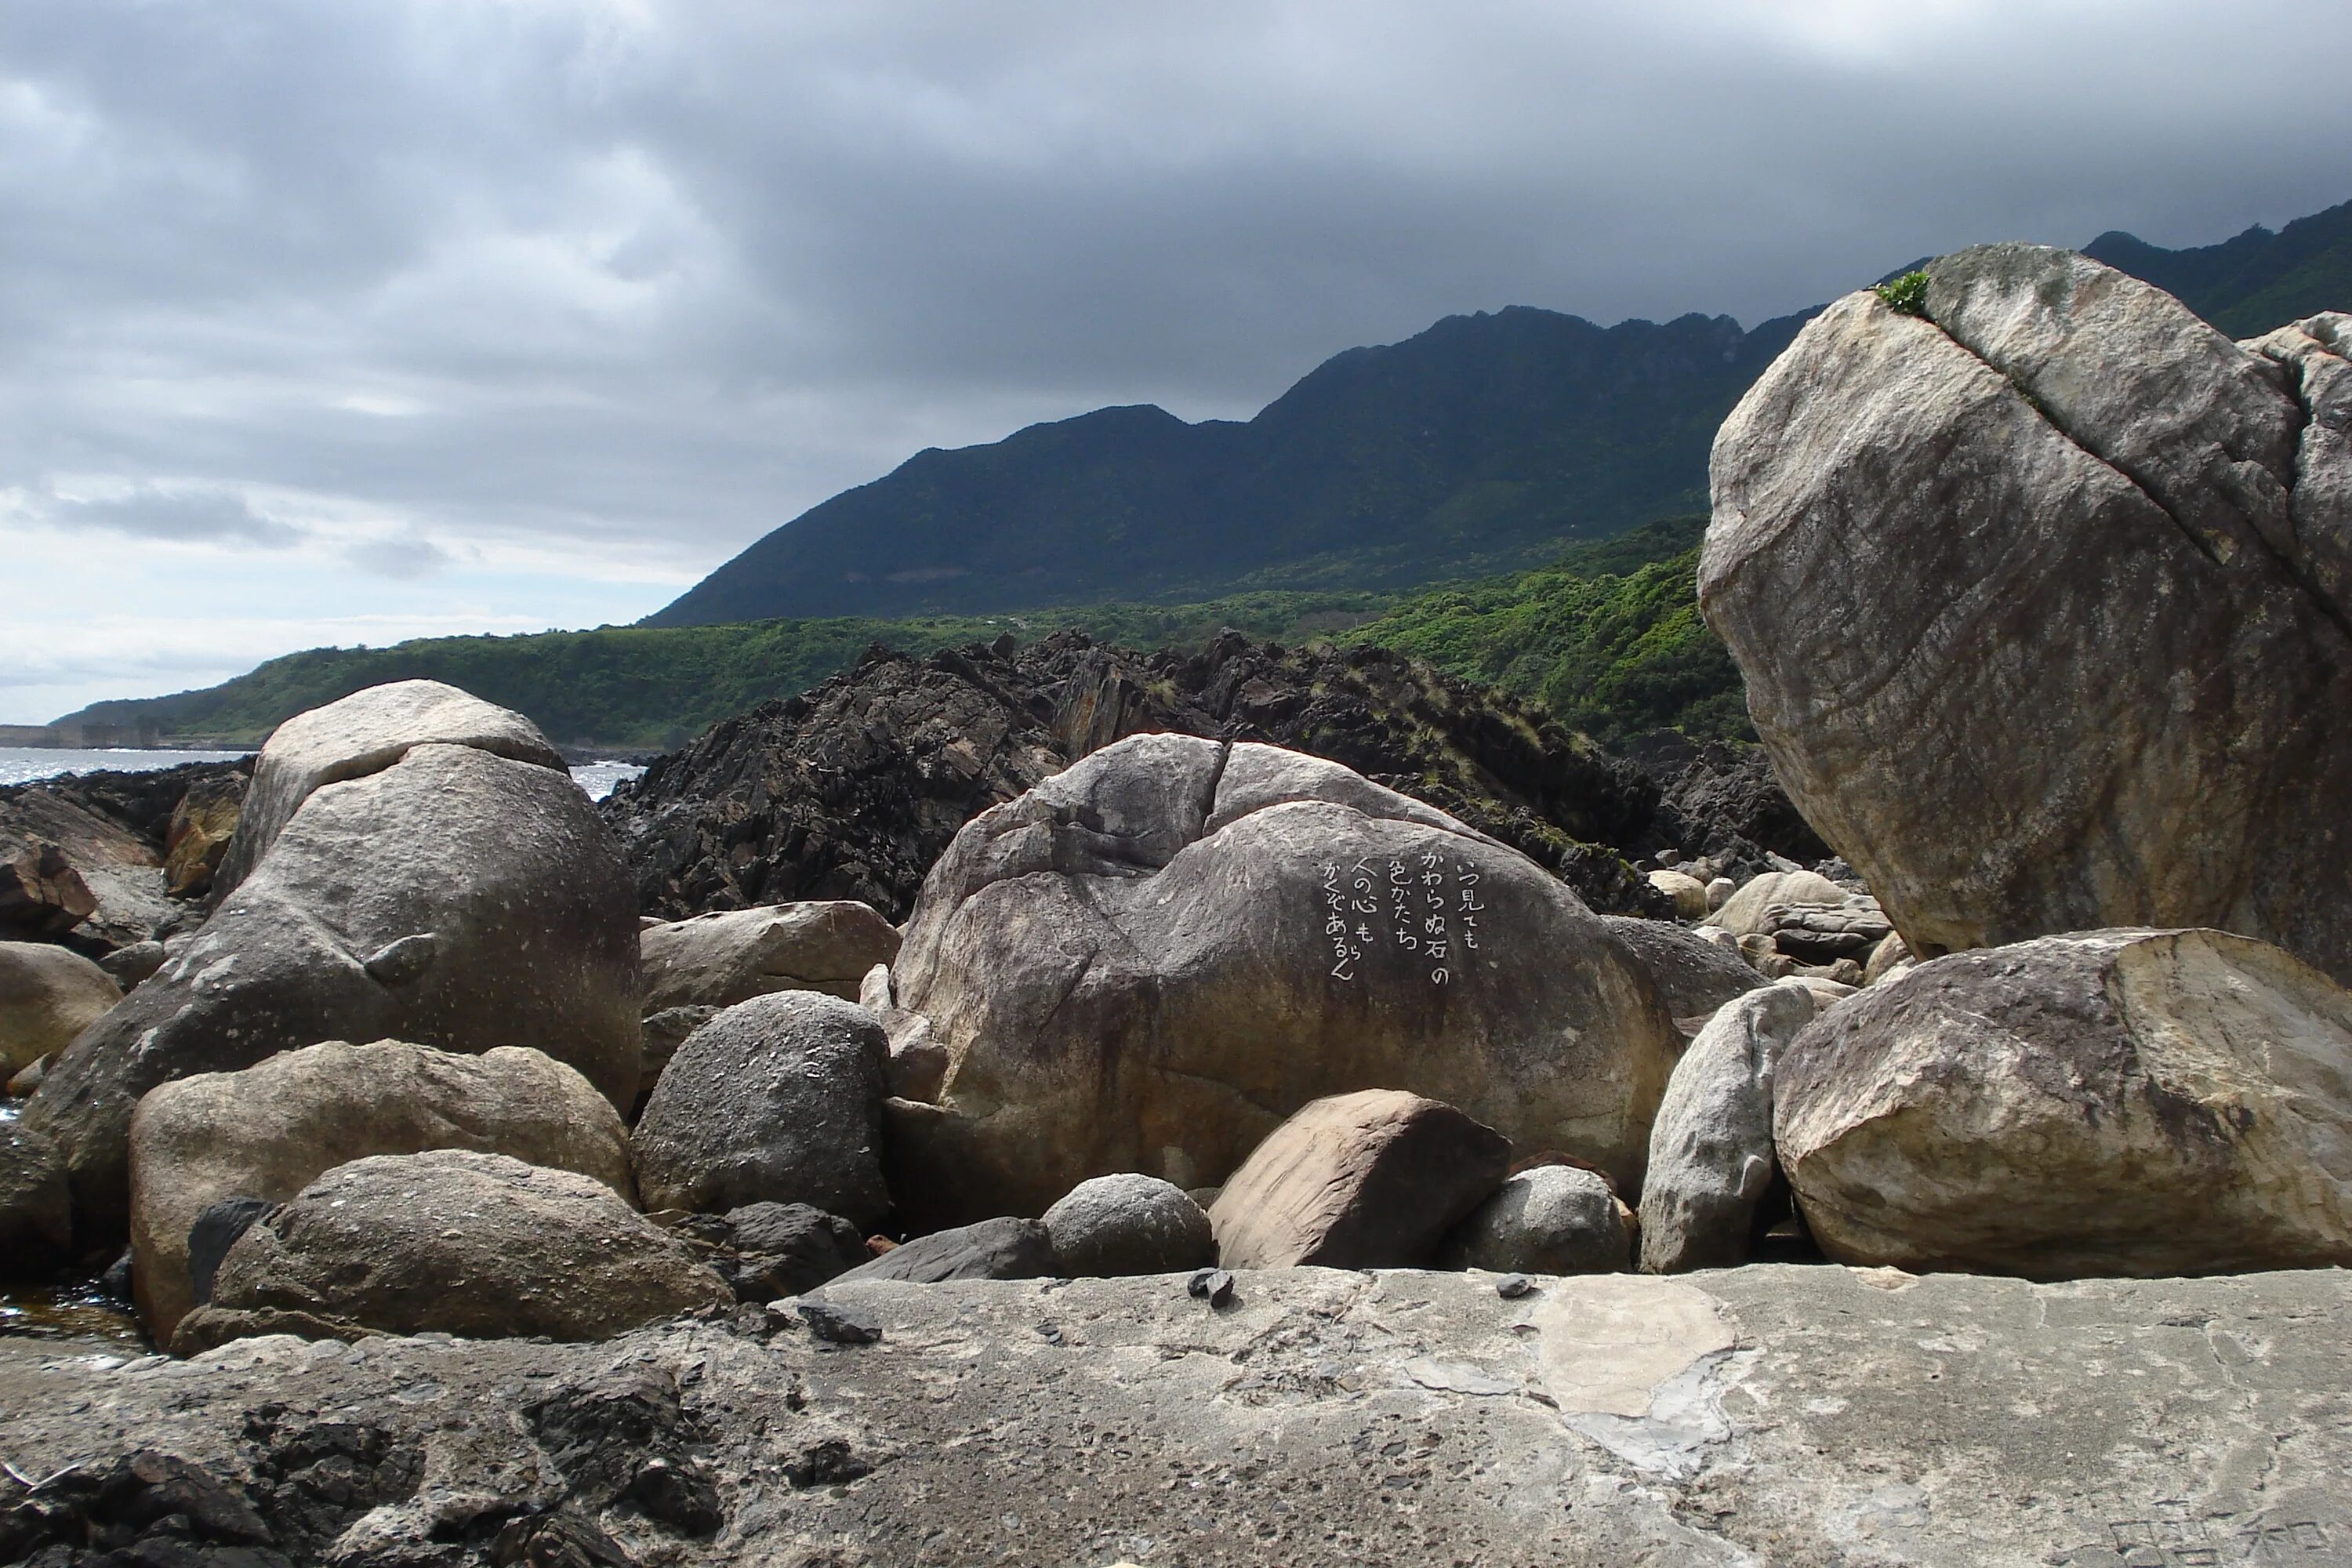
640;902;901;1011
178;1150;727;1352
1639;981;1819;1272
24;737;642;1241
129;1040;637;1339
1209;1089;1512;1269
210;679;566;900
1704;249;2352;984
1777;928;2352;1277
630;993;891;1228
886;735;1680;1225
0;941;118;1076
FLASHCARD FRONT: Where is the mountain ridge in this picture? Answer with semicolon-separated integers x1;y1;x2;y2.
651;198;2350;629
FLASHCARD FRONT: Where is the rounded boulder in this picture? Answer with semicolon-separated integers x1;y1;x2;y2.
630;992;890;1228
1043;1174;1214;1276
179;1150;727;1352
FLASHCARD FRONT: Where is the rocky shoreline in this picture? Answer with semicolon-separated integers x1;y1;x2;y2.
2;249;2350;1566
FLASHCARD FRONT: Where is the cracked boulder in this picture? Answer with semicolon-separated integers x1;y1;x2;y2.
1704;248;2352;985
884;734;1681;1226
22;702;642;1245
1777;927;2352;1278
209;677;567;901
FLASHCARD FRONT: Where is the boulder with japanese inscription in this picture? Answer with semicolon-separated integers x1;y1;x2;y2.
884;734;1681;1227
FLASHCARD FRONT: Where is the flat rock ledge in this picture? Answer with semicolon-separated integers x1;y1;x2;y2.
4;1265;2349;1566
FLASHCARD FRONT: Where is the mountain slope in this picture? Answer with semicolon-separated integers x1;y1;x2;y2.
53;523;1729;750
651;198;2351;630
644;307;1811;626
2085;198;2352;339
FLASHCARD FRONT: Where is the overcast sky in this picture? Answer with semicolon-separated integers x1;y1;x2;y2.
3;0;2347;722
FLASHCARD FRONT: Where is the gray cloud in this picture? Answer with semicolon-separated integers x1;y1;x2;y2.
0;0;2347;719
52;486;303;548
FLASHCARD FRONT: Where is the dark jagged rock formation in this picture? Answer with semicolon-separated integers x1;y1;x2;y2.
0;760;250;953
603;630;1722;922
1618;731;1830;866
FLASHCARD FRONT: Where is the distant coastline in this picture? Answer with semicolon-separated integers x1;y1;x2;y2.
0;722;255;753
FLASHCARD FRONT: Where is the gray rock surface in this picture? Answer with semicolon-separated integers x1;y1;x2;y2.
889;734;1679;1224
631;992;891;1228
687;1201;870;1300
640;901;902;1010
825;1215;1057;1286
1704;247;2352;985
128;1040;637;1340
1778;928;2352;1277
1599;914;1762;1025
5;1265;2349;1565
0;940;118;1075
1210;1089;1512;1269
0;1117;71;1269
179;1150;727;1351
22;740;644;1242
1436;1163;1632;1275
210;678;568;900
1042;1173;1216;1276
1639;980;1819;1272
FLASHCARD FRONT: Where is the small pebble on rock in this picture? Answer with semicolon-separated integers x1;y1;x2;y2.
797;1299;882;1345
1187;1268;1236;1307
1497;1273;1535;1300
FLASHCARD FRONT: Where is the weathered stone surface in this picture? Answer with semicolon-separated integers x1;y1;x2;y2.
1210;1089;1512;1269
825;1216;1057;1286
1703;869;1846;938
129;1040;637;1340
0;1117;71;1271
631;992;890;1228
6;1265;2350;1564
182;1150;726;1350
888;735;1679;1224
1042;1173;1215;1277
162;771;245;898
1599;914;1762;1025
211;678;567;900
1779;928;2352;1277
1639;981;1818;1273
1436;1163;1632;1275
23;740;643;1242
1704;246;2352;984
0;940;118;1075
640;900;902;1010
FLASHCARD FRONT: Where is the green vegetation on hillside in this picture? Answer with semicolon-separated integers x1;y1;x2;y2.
61;518;1741;750
1347;517;1746;743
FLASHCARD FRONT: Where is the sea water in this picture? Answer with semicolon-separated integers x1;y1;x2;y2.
0;746;644;800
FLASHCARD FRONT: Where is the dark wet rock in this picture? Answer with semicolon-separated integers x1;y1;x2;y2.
824;1217;1057;1286
601;630;1687;924
665;1201;870;1301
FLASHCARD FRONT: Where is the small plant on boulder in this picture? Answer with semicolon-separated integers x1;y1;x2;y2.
1875;270;1930;317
